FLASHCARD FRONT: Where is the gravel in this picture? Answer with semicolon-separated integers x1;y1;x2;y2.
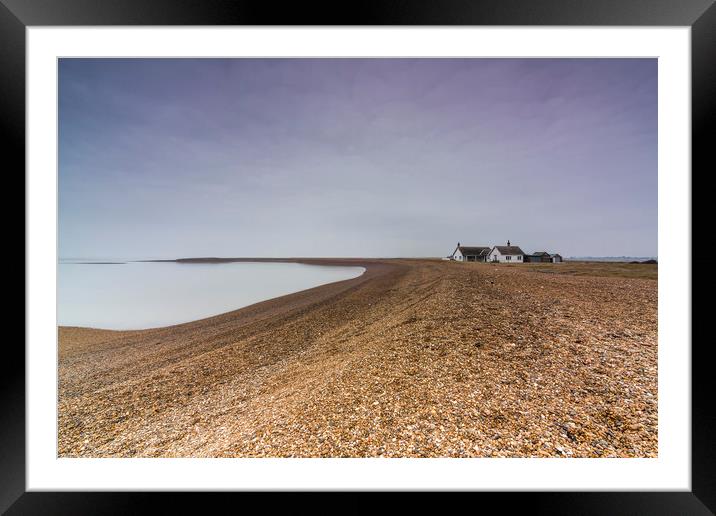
58;259;657;458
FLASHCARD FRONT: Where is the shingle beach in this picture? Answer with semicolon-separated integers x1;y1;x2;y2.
59;259;657;458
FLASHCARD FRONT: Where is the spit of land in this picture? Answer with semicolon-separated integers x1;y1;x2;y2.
59;258;657;457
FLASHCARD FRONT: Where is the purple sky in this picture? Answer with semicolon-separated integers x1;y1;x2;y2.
59;58;657;259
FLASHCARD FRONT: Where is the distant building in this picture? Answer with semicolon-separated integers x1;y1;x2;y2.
487;241;525;263
524;251;552;263
449;242;491;262
449;240;561;264
525;251;563;263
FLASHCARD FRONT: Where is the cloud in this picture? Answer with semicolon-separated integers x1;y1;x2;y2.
59;58;657;259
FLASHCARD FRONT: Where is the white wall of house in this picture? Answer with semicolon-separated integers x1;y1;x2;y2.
452;248;464;261
488;248;523;263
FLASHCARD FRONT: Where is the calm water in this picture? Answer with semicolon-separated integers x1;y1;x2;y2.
58;261;365;330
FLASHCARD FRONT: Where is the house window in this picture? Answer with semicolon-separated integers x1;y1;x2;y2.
506;255;511;261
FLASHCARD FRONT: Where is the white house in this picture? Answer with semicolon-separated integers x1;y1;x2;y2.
487;241;525;263
449;243;491;262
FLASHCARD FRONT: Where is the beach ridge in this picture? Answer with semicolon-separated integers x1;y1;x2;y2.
59;259;657;458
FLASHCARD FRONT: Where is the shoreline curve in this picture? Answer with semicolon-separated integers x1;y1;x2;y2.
58;257;387;332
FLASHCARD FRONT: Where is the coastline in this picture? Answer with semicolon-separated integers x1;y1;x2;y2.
59;259;657;458
59;258;371;331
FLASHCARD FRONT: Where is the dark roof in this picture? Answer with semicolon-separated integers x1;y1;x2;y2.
458;246;491;256
493;245;525;255
532;251;550;256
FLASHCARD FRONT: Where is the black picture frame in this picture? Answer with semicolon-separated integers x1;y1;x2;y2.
5;0;713;512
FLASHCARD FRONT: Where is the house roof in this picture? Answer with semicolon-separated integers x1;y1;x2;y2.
493;245;525;255
532;251;550;256
458;246;491;256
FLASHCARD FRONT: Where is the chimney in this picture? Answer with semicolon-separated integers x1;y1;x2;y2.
507;240;510;246
457;242;460;247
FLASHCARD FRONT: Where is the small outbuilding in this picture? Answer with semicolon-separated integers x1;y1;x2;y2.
524;251;552;263
550;253;563;263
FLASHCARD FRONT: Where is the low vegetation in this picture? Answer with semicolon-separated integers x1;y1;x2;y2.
519;260;658;280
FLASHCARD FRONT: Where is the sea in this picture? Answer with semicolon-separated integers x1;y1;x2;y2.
58;261;365;330
567;257;658;262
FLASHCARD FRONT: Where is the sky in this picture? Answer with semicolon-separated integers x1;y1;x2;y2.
59;58;657;259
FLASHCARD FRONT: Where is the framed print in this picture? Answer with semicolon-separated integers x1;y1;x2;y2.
5;0;714;512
